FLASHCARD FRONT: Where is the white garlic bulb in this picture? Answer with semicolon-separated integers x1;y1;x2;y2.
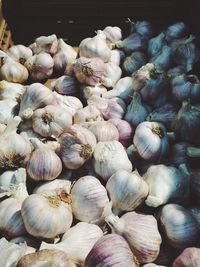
71;176;109;223
30;34;58;55
0;80;26;101
97;26;122;43
106;169;149;215
109;49;125;66
0;99;18;124
41;222;103;264
93;140;132;181
101;62;122;88
81;84;107;100
74;105;104;124
27;138;63;181
7;44;33;64
21;190;73;239
32;104;72;138
33;179;71;194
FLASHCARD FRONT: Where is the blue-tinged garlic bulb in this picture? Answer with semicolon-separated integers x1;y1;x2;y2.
143;164;190;207
172;102;200;145
123;51;147;75
171;74;200;103
167;65;186;78
158;204;199;249
129;19;153;40
148;32;166;57
146;103;177;129
133;121;169;162
132;63;168;103
150;45;173;70
165;22;188;42
124;92;149;128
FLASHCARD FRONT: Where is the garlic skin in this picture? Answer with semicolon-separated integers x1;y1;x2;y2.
105;209;162;263
17;249;77;267
150;45;173;70
0;80;26;101
7;45;33;64
133;121;169;162
0;198;27;238
74;56;105;86
0;57;29;83
0;237;27;267
93;140;133;181
27;138;62;181
165;22;188;42
25;52;54;81
51;75;79;95
130;20;153;39
86;121;119;142
81;84;107;100
173;247;200;267
109;49;125;66
19;83;56;119
84;234;138;267
123;51;147;75
11;236;39;255
0;99;18;124
21;190;73;239
74;104;104;124
30;34;58;55
101;62;122;88
97;26;122;43
0;116;32;169
41;222;103;264
79;33;111;62
32;104;72;138
148;32;166;57
159;204;199;249
71;176;109;223
106;169;148;214
143;165;190;208
59;124;97;169
33;179;71;194
53;39;77;73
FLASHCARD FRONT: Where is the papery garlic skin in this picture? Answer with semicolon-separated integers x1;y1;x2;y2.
101;62;122;88
148;32;166;57
32;104;72;138
59;124;97;169
0;198;27;238
97;26;122;43
109;49;125;66
123;51;147;75
0;99;18;124
10;236;39;255
105;210;162;263
84;234;138;267
7;45;33;64
106;169;148;214
165;22;188;42
51;75;79;95
21;191;73;239
81;84;107;100
74;104;104;124
0;80;26;101
30;34;58;55
71;176;109;223
41;222;103;264
93;140;133;181
33;179;71;194
173;247;200;267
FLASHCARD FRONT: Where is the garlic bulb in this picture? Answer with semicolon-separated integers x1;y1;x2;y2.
19;83;56;119
86;121;119;142
148;32;166;57
25;52;54;81
150;45;173;70
0;237;27;267
79;32;111;62
97;26;122;43
33;179;71;194
84;234;139;267
167;65;186;78
7;45;33;64
32;104;72;138
51;75;79;95
171;74;200;103
101;62;122;88
108;118;133;147
109;49;125;66
133;121;169;162
41;222;103;264
81;84;107;100
59;124;97;169
93;140;132;181
74;104;104;124
165;22;188;42
106;169;148;214
53;38;77;73
74;56;105;86
30;34;58;55
0;80;26;101
70;176;109;223
0;99;18;124
0;116;32;169
130;20;153;39
21;190;73;239
173;247;200;267
159;204;199;249
0;56;28;83
0;198;27;238
102;76;134;103
27;138;62;181
124;92;149;128
105;208;162;263
143;165;190;207
17;249;77;267
123;51;147;75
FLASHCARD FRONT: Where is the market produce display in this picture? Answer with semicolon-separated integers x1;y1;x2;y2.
0;20;200;266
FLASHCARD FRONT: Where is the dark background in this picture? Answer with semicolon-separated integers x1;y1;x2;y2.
2;0;200;47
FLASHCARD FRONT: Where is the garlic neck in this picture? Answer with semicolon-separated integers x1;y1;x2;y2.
152;126;164;138
80;144;92;159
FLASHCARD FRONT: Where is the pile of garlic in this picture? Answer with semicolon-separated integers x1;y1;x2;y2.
0;20;200;267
